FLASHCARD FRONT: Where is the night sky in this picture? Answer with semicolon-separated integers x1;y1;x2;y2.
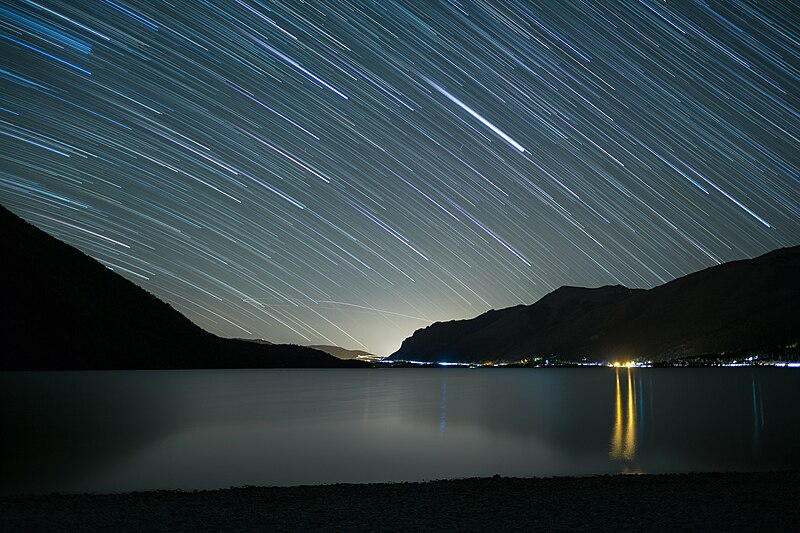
1;0;798;356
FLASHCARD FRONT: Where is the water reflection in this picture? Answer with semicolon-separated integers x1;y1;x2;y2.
2;368;799;494
439;378;447;437
752;376;764;455
610;367;639;470
611;368;623;459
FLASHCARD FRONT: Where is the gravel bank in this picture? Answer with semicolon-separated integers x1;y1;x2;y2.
2;471;799;532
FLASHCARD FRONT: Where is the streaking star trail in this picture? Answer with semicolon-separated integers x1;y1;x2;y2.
1;0;798;356
424;77;526;153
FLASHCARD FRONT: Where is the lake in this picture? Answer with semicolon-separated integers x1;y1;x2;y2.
2;367;798;495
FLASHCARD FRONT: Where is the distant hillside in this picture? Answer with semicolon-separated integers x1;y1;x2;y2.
309;345;376;360
389;246;800;363
0;205;363;370
235;341;375;360
237;338;274;345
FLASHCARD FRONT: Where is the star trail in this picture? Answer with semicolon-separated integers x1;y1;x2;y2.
1;0;798;356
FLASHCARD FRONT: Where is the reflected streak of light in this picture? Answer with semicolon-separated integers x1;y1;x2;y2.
439;377;447;437
610;367;623;459
610;367;638;463
624;367;636;460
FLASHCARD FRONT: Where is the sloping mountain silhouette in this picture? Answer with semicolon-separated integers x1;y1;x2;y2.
1;205;363;370
390;246;800;363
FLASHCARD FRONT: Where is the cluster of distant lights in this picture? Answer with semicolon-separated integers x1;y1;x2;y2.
612;361;649;368
384;358;800;368
384;359;646;367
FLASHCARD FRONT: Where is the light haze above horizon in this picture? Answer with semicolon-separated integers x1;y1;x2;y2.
1;0;798;355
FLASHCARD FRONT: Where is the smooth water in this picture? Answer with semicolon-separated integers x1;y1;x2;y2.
2;368;799;494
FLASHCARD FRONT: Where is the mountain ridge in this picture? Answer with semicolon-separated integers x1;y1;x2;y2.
0;205;364;370
308;345;375;360
389;245;800;363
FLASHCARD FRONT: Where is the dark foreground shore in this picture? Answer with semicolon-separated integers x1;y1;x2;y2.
2;471;799;532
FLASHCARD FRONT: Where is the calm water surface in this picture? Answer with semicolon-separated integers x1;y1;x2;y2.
2;368;799;494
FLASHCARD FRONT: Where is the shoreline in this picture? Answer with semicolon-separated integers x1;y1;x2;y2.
3;471;799;532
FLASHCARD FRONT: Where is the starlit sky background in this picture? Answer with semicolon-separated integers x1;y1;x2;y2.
1;0;799;356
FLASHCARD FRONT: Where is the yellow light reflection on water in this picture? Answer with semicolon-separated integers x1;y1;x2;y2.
610;366;638;463
611;366;623;458
625;366;636;460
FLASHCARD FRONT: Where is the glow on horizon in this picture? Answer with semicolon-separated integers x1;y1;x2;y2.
425;78;526;153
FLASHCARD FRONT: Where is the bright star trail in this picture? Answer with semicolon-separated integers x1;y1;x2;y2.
1;0;798;356
425;77;526;153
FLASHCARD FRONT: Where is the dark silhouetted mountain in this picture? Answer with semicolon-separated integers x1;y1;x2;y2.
309;345;376;360
0;205;364;370
389;246;800;363
237;338;274;345
236;340;374;359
